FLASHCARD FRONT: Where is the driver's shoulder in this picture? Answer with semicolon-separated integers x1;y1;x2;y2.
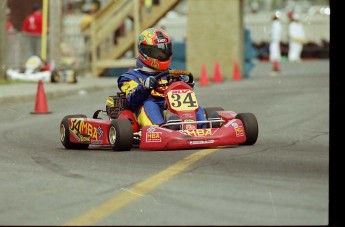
119;70;146;82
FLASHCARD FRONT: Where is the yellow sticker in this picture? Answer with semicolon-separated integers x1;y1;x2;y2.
167;89;198;111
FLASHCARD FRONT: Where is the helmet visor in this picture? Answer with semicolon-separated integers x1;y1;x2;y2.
140;43;172;61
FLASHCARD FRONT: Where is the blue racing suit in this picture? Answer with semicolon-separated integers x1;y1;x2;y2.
117;63;207;127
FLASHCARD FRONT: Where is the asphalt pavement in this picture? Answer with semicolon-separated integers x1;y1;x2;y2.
0;59;330;105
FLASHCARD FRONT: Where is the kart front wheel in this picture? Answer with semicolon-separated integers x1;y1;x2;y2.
108;119;133;151
60;114;89;150
236;113;258;145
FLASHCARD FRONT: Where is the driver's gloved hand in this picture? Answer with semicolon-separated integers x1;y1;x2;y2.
180;75;189;82
143;76;158;90
188;81;195;88
180;75;195;88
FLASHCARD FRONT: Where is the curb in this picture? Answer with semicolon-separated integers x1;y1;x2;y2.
0;78;116;105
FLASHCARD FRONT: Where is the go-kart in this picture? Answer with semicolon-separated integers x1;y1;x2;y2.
60;70;258;151
6;55;77;83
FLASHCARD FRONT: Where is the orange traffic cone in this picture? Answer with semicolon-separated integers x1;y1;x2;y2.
273;59;280;72
212;62;223;83
199;64;209;87
31;80;51;114
232;61;242;81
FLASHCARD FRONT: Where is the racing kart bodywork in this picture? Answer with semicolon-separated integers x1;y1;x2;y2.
60;70;259;151
6;55;77;83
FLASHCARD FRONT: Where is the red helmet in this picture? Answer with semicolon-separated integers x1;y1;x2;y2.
138;28;172;71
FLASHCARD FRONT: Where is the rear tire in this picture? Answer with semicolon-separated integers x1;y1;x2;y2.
204;107;224;119
235;113;258;145
108;119;133;151
51;70;60;83
166;114;181;130
60;114;89;150
204;107;224;128
72;71;77;83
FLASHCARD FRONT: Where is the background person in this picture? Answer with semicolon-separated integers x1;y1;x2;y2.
244;28;257;78
288;13;306;62
144;0;153;13
6;8;14;34
117;27;207;128
21;3;44;60
269;11;282;64
6;7;17;68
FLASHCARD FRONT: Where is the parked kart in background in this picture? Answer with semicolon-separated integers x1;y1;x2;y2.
60;70;259;151
6;55;77;83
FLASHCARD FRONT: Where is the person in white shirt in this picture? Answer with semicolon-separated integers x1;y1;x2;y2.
288;13;306;62
269;11;282;64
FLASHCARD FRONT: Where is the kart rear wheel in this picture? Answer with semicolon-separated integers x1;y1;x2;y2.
166;114;181;130
65;70;78;83
71;71;78;83
204;107;224;119
60;114;89;150
204;107;224;128
235;113;258;145
51;70;60;83
108;119;133;151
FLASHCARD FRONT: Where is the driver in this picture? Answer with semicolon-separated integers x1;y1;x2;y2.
117;27;207;127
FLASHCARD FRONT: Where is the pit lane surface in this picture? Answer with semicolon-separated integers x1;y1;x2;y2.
0;61;329;225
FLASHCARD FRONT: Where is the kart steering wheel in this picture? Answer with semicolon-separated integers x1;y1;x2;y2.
154;70;194;85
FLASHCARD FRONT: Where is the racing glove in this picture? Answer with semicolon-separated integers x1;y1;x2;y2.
143;76;158;90
180;75;195;88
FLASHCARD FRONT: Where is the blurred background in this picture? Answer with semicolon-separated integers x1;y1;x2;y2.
1;0;329;78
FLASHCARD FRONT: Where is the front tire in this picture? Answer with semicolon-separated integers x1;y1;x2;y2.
60;114;89;150
108;119;133;151
236;113;258;145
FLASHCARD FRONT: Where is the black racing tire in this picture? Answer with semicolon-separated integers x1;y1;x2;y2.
108;119;133;151
204;107;224;128
51;70;60;83
60;114;89;150
204;107;224;119
66;70;78;83
235;113;258;145
166;114;181;130
72;71;78;83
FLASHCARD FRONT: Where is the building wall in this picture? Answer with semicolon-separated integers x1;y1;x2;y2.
187;0;243;80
